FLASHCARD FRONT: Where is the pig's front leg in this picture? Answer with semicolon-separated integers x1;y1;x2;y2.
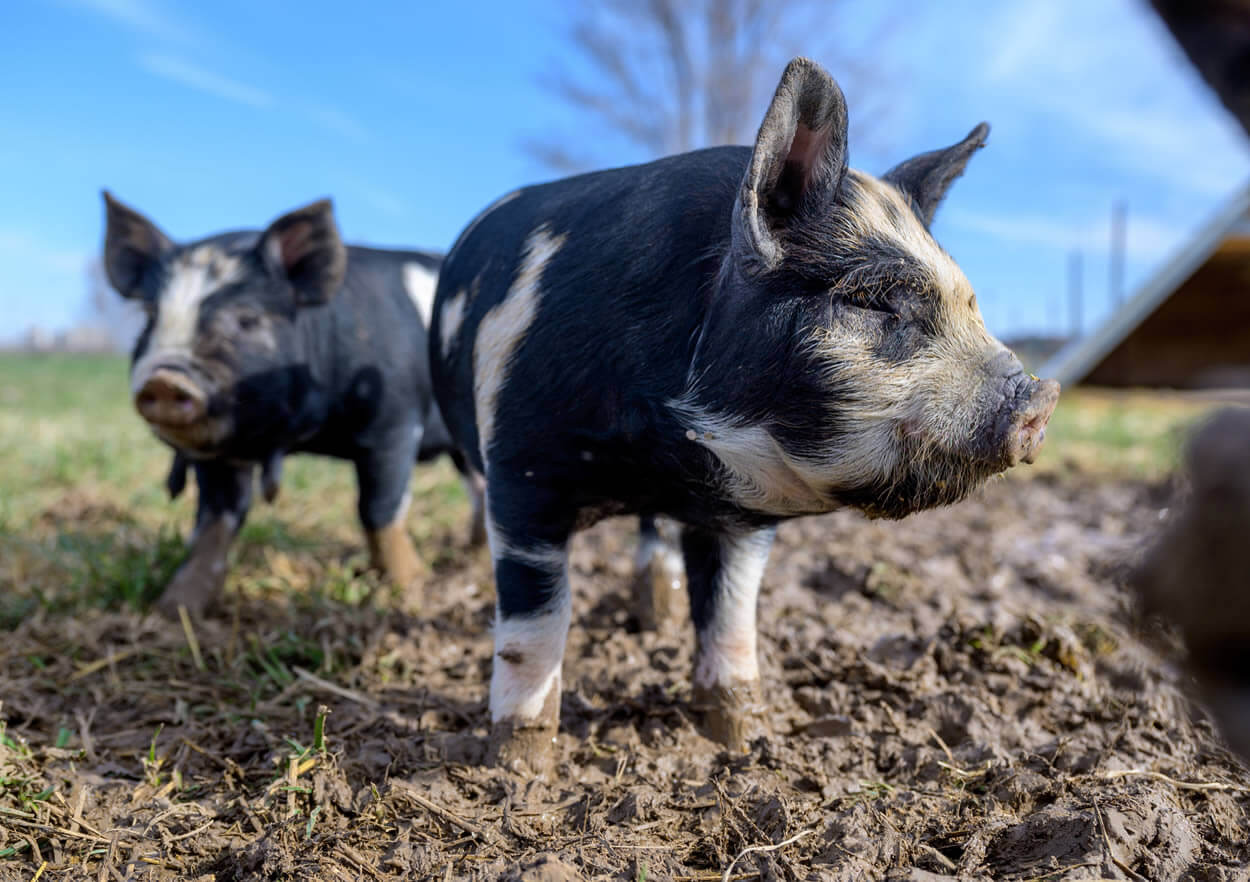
485;501;572;775
155;461;253;620
634;516;687;631
683;524;776;751
355;431;424;596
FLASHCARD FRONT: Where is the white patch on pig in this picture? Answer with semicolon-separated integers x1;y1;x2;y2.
491;591;571;723
692;529;772;689
444;188;522;267
130;245;244;396
439;287;467;357
484;502;571;724
669;395;879;517
401;261;438;327
473;226;567;464
842;170;964;298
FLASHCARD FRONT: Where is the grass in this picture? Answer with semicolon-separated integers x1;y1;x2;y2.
0;352;474;626
0;352;1234;627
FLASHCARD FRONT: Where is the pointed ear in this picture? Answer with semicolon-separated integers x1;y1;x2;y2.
257;199;347;307
883;123;989;227
734;57;849;270
102;190;173;300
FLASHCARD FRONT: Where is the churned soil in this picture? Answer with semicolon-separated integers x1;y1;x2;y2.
3;469;1249;881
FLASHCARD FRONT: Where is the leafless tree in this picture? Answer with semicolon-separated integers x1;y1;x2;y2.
82;256;145;352
526;0;900;173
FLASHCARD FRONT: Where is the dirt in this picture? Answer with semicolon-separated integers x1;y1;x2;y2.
3;469;1250;881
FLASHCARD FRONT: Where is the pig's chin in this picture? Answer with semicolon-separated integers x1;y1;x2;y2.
150;417;233;456
835;449;998;520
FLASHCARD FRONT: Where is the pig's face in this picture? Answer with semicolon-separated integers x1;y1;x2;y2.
681;59;1059;519
102;194;346;455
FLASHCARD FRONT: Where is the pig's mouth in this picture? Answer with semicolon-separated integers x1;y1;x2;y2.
1001;377;1060;468
132;364;232;452
841;375;1061;520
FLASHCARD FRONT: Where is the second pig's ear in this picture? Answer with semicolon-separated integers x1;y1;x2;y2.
102;190;174;300
258;199;347;307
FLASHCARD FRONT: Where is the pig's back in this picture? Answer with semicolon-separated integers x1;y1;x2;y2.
431;146;748;478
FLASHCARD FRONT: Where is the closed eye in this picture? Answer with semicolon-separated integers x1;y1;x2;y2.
237;312;262;331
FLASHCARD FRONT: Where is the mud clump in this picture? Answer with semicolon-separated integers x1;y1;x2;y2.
2;473;1249;879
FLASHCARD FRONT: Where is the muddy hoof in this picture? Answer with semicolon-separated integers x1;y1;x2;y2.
367;524;426;596
635;549;687;632
488;719;557;776
691;681;767;751
153;567;223;621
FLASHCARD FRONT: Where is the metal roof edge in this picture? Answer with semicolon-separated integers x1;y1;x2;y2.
1037;182;1250;385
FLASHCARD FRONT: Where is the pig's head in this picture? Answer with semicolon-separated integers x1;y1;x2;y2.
102;193;346;455
682;58;1060;519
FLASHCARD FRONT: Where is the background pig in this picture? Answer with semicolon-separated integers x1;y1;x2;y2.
103;193;485;619
430;57;1060;773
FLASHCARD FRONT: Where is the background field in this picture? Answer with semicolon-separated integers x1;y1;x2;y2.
2;354;1248;881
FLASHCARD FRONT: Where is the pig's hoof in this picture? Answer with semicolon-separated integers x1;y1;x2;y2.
153;569;222;621
635;549;686;632
488;719;557;776
367;525;426;595
691;681;767;751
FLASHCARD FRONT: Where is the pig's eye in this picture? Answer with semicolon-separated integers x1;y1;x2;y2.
236;312;262;331
844;292;895;317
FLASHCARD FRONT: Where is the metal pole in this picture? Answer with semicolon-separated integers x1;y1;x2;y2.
1068;250;1083;338
1110;199;1127;307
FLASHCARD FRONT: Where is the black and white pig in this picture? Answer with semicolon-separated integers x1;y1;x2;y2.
430;58;1060;772
102;193;486;619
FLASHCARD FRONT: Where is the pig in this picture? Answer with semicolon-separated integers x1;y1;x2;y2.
102;193;486;619
1131;407;1250;765
430;57;1060;773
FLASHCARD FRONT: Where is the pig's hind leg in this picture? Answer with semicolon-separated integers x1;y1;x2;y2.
355;427;425;597
155;461;253;620
682;524;776;751
634;516;687;631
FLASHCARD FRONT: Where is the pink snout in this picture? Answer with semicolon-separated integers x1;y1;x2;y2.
134;369;207;428
1006;378;1061;466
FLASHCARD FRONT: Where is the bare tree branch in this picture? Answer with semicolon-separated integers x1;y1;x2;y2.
527;0;901;172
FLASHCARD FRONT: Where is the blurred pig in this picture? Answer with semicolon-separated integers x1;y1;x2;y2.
1132;407;1250;764
102;194;485;619
431;57;1060;772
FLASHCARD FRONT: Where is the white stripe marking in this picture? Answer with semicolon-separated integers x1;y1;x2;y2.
402;261;438;327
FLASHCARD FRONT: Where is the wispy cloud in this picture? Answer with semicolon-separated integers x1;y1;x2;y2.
138;53;273;108
134;54;370;141
948;207;1185;261
58;0;193;44
981;0;1250;198
300;104;370;144
0;230;87;276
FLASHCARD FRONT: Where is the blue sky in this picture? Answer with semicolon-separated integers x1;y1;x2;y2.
2;0;1248;344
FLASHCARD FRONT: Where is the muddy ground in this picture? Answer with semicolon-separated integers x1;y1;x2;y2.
3;469;1249;881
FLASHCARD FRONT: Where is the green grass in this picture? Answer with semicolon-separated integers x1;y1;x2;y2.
0;353;1233;624
1035;387;1223;479
0;352;473;624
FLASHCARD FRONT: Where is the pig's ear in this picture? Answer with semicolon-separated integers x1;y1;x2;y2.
883;123;989;228
102;190;173;300
258;199;347;307
734;57;849;270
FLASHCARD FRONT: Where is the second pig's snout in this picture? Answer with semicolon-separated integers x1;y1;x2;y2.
134;367;207;428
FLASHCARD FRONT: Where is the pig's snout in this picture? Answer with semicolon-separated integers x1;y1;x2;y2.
135;368;207;428
1004;377;1060;466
